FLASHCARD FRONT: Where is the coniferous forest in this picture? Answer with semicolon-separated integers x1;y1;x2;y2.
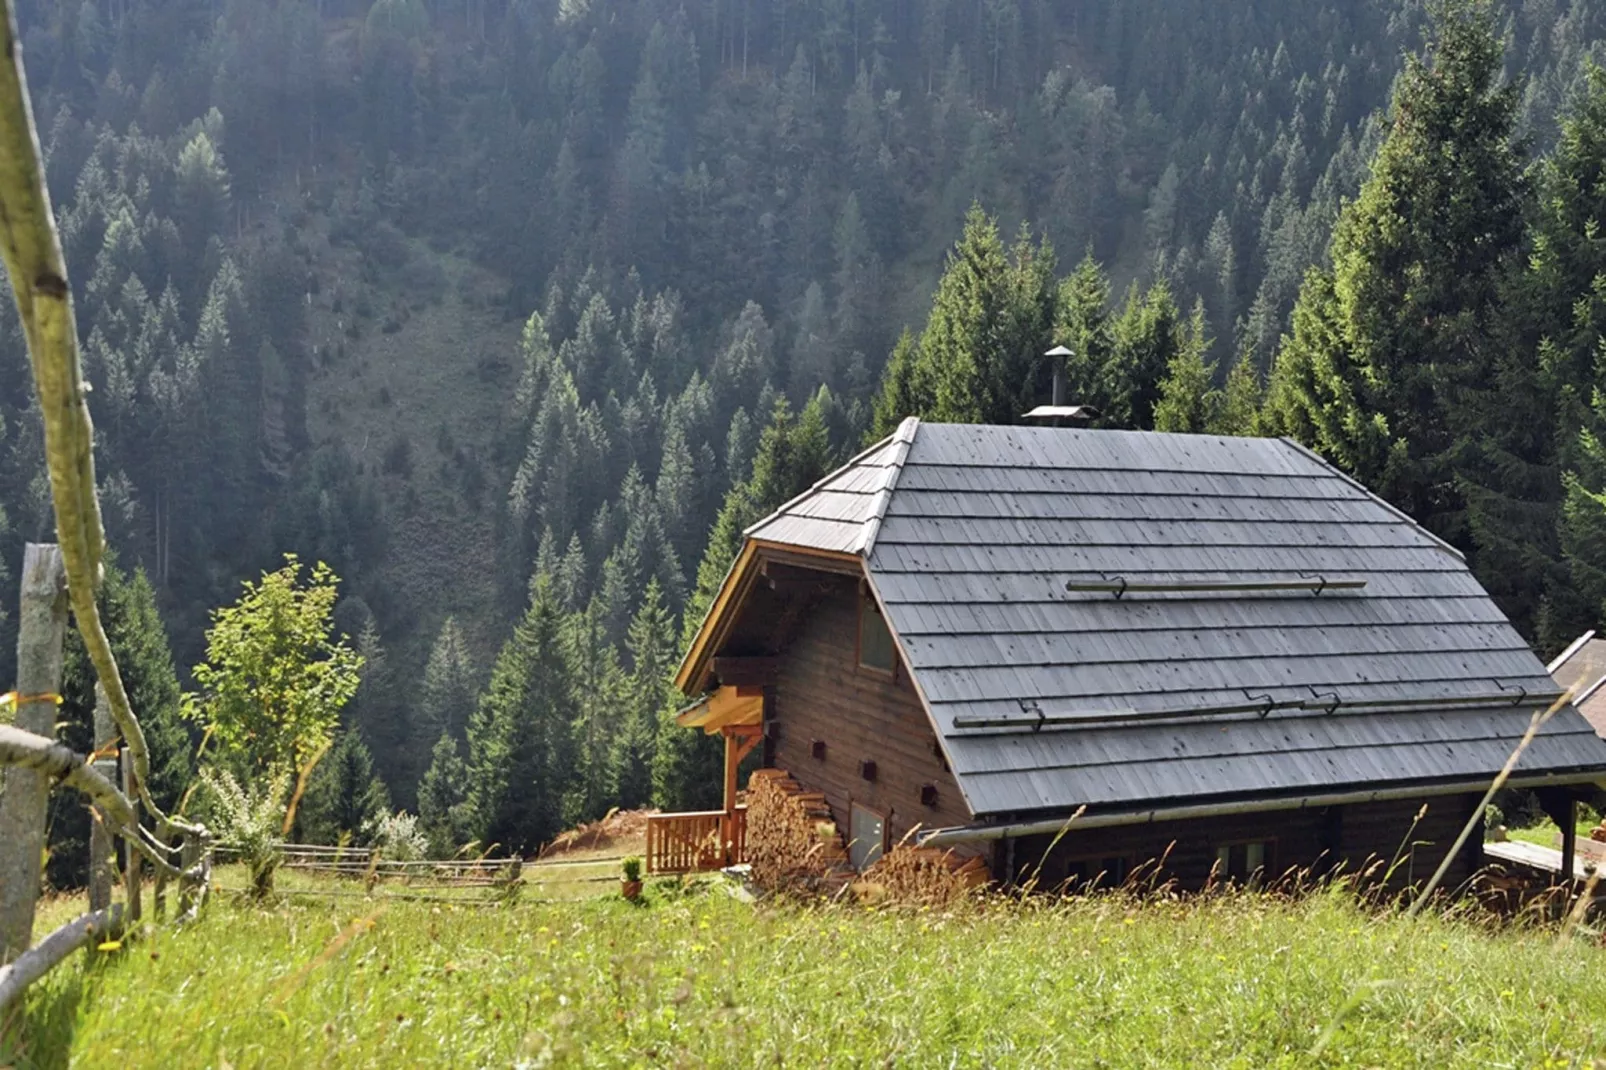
12;0;1606;865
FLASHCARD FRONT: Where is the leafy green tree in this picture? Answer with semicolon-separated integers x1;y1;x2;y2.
184;555;364;782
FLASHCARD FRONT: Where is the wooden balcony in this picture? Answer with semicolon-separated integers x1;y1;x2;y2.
646;806;747;875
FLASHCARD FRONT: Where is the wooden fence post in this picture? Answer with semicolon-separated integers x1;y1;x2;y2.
120;749;141;923
88;684;114;913
0;544;67;966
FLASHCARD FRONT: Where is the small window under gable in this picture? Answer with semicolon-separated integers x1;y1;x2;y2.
858;590;896;673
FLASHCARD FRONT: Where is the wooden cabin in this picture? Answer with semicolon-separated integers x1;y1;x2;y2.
650;420;1606;889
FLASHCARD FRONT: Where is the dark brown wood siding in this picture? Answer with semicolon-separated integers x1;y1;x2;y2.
767;576;973;856
1008;793;1485;892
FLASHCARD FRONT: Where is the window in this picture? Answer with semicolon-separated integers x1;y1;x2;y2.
1213;840;1273;885
857;593;896;673
849;804;886;871
1064;855;1132;891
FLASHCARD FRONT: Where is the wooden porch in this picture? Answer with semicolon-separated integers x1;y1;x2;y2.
646;680;765;875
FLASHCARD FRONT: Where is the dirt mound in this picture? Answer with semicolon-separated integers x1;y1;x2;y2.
540;808;652;859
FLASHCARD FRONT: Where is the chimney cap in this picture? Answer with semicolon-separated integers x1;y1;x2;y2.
1023;404;1099;421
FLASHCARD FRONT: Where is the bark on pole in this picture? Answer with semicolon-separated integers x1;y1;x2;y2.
88;683;113;912
120;749;141;923
0;544;67;966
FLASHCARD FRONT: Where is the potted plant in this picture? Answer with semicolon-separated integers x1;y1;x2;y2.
621;856;644;901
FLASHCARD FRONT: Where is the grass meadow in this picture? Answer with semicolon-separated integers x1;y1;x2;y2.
8;864;1606;1069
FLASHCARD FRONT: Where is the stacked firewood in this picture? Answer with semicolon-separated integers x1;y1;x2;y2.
856;846;989;908
744;769;849;891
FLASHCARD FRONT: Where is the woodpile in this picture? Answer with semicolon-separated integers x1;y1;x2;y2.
744;768;850;892
855;845;989;909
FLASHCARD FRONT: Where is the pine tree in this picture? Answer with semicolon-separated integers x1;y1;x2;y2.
1530;64;1606;646
1212;350;1265;437
1054;253;1115;410
296;730;392;845
563;599;629;825
417;733;473;858
870;329;923;439
419;616;478;742
463;576;577;854
49;559;191;888
1105;280;1185;430
1266;0;1529;552
902;205;1058;426
1151;303;1217;434
617;580;674;809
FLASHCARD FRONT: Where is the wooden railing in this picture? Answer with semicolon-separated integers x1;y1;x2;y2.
646;807;747;874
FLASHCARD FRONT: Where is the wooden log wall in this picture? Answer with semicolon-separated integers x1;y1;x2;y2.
768;576;975;860
1008;792;1486;892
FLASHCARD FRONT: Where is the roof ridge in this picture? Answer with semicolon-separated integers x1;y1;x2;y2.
742;421;912;539
1548;629;1596;674
857;416;919;557
1275;436;1466;564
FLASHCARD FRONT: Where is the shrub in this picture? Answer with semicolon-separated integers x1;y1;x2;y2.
364;810;428;862
622;857;643;882
201;768;288;898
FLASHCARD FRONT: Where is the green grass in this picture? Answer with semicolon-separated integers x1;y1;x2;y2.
9;873;1606;1069
1502;818;1600;848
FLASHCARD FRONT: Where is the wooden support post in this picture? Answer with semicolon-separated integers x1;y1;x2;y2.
1560;794;1578;885
120;749;141;923
761;685;776;768
722;728;740;815
88;684;114;913
0;544;67;967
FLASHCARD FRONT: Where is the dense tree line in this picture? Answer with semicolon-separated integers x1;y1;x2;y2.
13;0;1606;868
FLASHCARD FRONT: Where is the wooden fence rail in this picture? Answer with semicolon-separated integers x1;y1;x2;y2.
213;843;523;887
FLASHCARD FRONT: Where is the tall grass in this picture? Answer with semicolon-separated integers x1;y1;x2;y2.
11;874;1606;1068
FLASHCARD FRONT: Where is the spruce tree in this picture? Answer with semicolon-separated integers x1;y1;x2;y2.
1212;351;1265;437
1266;0;1529;553
1151;304;1217;434
563;599;629;825
870;329;923;439
419;616;477;742
617;580;675;809
1530;64;1606;646
898;205;1058;426
296;730;392;845
49;560;191;888
463;575;577;854
417;733;473;858
1105;280;1185;430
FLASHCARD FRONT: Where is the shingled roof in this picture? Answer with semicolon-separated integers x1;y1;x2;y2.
695;420;1606;819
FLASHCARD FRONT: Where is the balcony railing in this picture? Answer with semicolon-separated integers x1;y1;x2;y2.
646;806;747;875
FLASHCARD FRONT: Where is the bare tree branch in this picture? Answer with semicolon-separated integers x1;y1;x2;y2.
0;905;124;1011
